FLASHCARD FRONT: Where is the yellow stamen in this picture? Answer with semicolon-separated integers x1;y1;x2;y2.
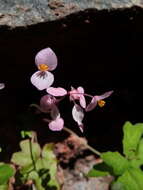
98;100;106;107
38;64;49;71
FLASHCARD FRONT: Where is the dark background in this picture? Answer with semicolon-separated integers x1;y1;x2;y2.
0;6;143;160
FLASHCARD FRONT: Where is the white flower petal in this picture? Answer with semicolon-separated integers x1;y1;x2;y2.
77;86;84;93
80;95;86;108
30;71;54;90
35;48;57;71
0;83;5;90
72;104;84;126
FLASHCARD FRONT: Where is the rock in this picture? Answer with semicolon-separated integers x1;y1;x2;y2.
61;156;114;190
0;0;142;28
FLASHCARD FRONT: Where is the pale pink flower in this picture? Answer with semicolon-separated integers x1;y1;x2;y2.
31;48;57;90
40;94;56;113
0;83;5;90
72;104;84;132
49;118;64;131
69;87;86;108
40;94;64;131
86;90;113;112
47;87;67;96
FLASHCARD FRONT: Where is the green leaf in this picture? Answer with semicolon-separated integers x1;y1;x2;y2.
0;164;15;185
11;140;59;190
88;169;109;177
87;163;111;177
28;171;45;190
101;151;130;176
116;168;143;190
11;139;41;167
36;144;60;189
21;130;33;139
0;184;9;190
123;122;143;159
111;181;124;190
130;138;143;168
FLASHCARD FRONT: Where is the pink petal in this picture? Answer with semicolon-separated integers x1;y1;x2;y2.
49;118;64;131
85;96;97;112
50;105;60;120
69;89;80;100
47;87;67;96
72;104;84;126
0;83;5;90
30;71;54;90
77;86;84;94
96;90;113;101
79;95;86;108
35;48;57;71
40;95;56;112
79;124;84;133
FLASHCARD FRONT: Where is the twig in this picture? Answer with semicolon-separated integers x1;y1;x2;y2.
63;127;101;156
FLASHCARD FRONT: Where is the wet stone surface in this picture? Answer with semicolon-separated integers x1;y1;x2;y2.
0;0;143;27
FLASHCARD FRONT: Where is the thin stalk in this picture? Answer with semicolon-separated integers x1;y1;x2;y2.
68;92;93;98
29;139;37;171
63;127;101;156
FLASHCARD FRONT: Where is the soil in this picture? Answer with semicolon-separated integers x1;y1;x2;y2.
55;135;114;190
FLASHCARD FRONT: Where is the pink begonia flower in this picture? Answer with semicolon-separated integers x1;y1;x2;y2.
40;94;64;131
69;87;86;108
72;104;84;132
47;87;67;96
31;48;57;90
49;106;64;131
0;83;5;90
86;90;113;112
40;94;56;113
49;118;64;131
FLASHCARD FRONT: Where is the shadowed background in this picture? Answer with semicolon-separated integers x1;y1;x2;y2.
0;6;143;159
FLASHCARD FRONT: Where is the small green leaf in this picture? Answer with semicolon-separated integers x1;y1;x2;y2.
111;181;124;190
36;143;60;189
116;168;143;190
11;139;41;167
0;164;15;185
87;162;113;177
129;138;143;169
123;122;143;159
0;184;9;190
101;151;130;176
21;130;33;139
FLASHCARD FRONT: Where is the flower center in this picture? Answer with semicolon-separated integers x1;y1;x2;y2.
38;64;49;71
98;100;105;107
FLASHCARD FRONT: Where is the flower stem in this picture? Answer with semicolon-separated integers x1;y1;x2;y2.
63;127;101;156
69;92;93;98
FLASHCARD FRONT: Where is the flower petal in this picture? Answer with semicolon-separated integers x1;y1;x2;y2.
0;83;5;90
77;86;84;94
40;94;56;112
35;48;57;71
51;105;60;120
96;90;114;101
30;71;54;90
72;104;84;126
49;118;64;131
79;124;84;133
79;95;86;108
47;87;67;96
85;96;97;112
